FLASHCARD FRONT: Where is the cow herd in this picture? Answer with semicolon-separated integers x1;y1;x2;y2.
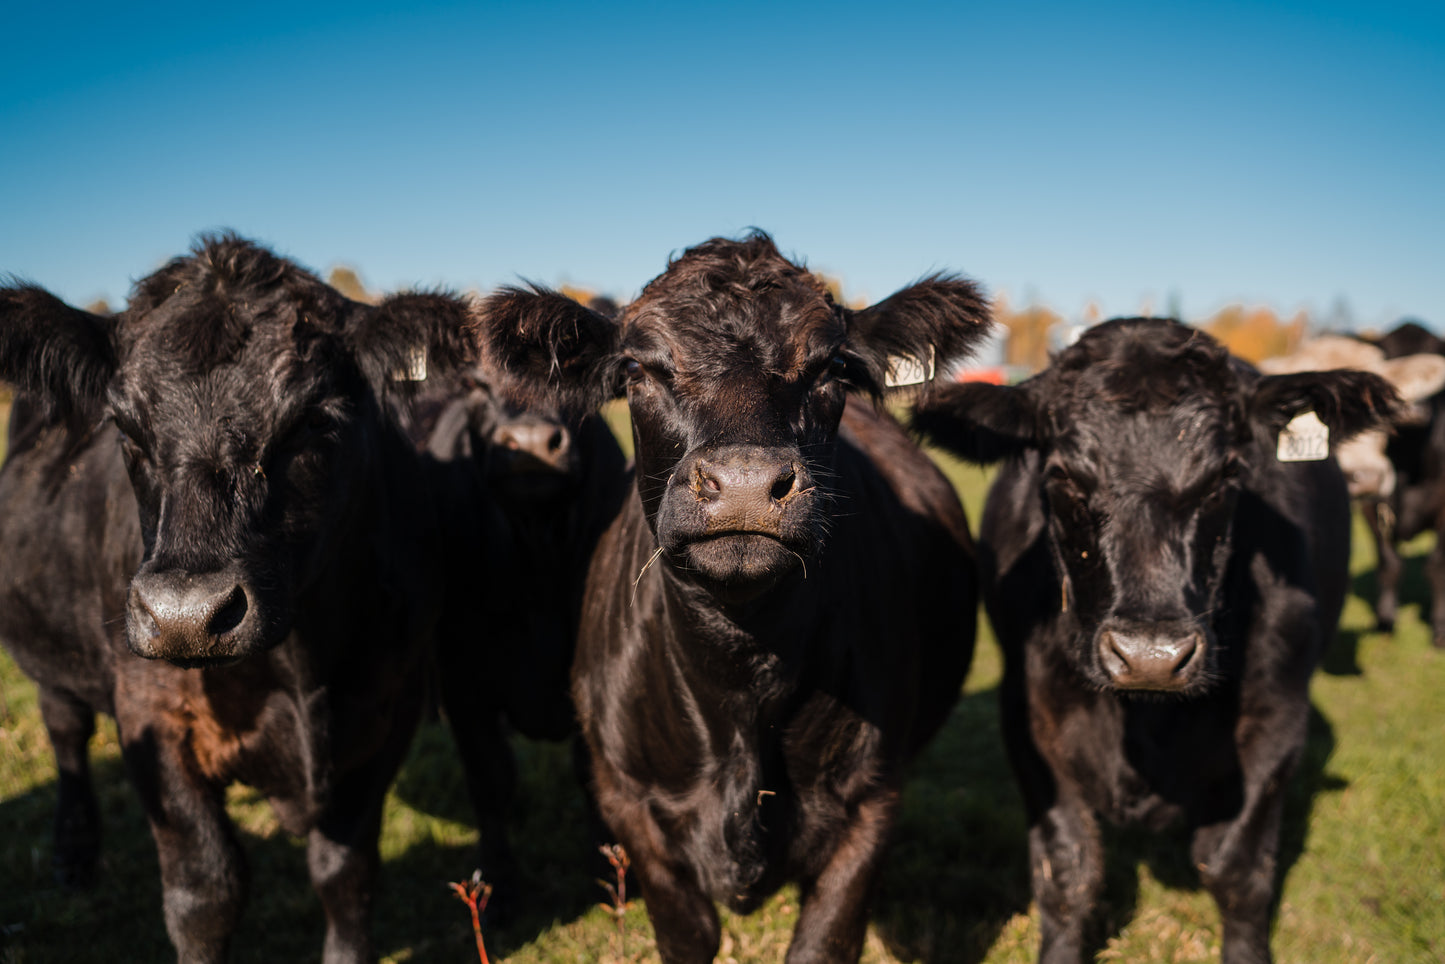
0;231;1425;963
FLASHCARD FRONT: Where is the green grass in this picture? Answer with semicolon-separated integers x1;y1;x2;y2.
2;432;1444;962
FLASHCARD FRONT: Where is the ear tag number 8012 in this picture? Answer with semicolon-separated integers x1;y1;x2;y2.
1277;410;1329;462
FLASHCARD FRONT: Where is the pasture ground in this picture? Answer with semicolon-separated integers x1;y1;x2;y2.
1;415;1443;963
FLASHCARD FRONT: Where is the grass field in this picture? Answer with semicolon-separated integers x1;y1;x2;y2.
1;428;1443;962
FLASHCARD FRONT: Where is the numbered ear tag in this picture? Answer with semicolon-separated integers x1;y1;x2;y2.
1277;410;1329;462
392;345;428;382
885;345;936;388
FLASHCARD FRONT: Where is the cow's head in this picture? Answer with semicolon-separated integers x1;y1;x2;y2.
913;317;1399;694
481;231;991;604
0;235;476;666
424;363;589;503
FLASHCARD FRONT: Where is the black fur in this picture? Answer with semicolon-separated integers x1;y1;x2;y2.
409;357;627;910
911;317;1400;964
1358;319;1445;645
0;235;478;961
478;231;990;963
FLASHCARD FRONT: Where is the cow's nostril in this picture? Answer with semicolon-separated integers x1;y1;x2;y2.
696;461;722;496
208;587;249;637
771;467;798;502
547;427;567;454
137;606;161;640
1171;634;1200;675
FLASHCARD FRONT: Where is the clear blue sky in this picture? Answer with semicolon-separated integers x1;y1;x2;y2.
2;1;1441;331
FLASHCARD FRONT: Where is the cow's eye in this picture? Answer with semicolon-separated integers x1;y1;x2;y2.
623;358;644;385
117;429;149;464
1045;465;1090;506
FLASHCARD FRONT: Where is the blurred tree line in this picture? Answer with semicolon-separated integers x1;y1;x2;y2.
994;293;1313;373
318;263;1360;378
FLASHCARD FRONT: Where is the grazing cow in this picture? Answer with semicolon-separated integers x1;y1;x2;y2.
479;232;990;963
412;357;627;899
911;318;1399;964
0;236;476;962
1349;321;1445;644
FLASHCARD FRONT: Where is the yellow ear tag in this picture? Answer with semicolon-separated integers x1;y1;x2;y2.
1277;410;1329;462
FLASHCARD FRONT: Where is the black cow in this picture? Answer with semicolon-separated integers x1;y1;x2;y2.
911;318;1399;964
1356;320;1445;645
479;232;990;963
0;236;476;962
412;356;627;899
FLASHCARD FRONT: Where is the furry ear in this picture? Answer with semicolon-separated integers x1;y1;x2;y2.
479;285;621;415
845;275;992;394
1251;369;1404;448
0;284;116;425
1380;354;1445;404
349;290;480;394
910;380;1040;464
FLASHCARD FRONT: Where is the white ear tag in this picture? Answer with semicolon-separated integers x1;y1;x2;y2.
392;345;428;382
885;345;936;388
1277;410;1329;462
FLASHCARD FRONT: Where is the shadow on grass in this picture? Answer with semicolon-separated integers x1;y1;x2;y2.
870;678;1342;963
1331;543;1432;676
0;718;594;964
387;724;600;960
873;683;1031;963
0;664;1349;964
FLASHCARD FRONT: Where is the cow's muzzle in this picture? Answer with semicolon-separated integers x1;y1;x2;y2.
1096;620;1208;692
658;444;820;599
126;568;262;666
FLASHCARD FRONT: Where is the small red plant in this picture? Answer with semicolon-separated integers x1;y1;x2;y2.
448;869;493;964
597;843;632;956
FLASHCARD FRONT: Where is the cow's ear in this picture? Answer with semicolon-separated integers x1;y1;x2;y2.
845;275;992;394
1380;354;1445;403
1251;369;1404;448
910;380;1039;464
0;284;116;424
479;285;621;414
350;290;480;392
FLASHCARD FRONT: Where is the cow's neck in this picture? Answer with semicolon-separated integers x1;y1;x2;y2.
636;539;814;716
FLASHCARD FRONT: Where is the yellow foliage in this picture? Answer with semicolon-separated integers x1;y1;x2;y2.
994;292;1063;373
1202;306;1307;364
327;265;378;305
558;284;597;305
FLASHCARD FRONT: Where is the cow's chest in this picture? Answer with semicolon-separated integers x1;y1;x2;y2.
1046;694;1244;830
643;736;790;910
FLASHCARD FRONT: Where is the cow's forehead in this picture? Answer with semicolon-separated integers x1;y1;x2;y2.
624;291;844;370
112;295;342;432
1053;396;1237;489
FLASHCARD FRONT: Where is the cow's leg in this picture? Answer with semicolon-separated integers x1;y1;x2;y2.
438;662;520;906
602;800;718;964
38;689;101;887
1362;501;1400;632
121;725;246;964
307;805;382;964
1427;527;1445;648
308;675;425;964
1191;703;1306;964
1031;796;1105;964
784;790;897;964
